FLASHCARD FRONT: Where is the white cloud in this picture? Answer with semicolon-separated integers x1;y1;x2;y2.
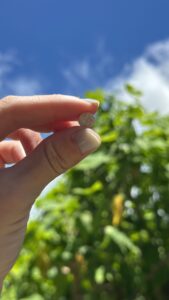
8;77;42;96
0;50;42;97
105;39;169;114
62;38;169;114
62;39;114;94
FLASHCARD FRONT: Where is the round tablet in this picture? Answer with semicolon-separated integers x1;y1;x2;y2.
79;112;95;128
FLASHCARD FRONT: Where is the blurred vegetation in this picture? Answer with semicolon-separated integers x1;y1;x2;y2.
2;87;169;300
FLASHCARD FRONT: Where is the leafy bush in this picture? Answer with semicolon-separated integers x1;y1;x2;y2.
2;88;169;300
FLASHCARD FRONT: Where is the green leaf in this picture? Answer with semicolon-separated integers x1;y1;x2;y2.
95;266;105;284
21;295;44;300
84;89;105;103
125;84;142;97
102;131;118;143
104;226;141;257
75;152;110;170
73;181;103;195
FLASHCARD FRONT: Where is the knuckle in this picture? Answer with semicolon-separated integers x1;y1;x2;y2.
44;141;68;175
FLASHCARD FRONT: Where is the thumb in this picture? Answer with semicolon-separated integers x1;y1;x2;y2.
11;126;101;208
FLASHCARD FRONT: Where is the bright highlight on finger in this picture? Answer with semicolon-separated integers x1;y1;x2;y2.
0;141;26;166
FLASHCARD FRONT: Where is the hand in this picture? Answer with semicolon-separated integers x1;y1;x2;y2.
0;94;101;289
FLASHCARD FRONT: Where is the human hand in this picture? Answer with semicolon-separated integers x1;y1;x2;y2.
0;94;101;289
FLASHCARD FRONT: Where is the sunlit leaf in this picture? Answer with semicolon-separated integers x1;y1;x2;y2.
75;152;110;170
104;226;141;256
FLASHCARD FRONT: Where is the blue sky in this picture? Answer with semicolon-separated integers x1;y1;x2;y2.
0;0;169;105
1;0;169;205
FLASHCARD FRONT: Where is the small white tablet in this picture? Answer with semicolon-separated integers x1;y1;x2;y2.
79;112;95;128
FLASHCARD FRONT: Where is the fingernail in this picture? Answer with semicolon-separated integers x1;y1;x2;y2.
84;98;100;106
72;128;101;155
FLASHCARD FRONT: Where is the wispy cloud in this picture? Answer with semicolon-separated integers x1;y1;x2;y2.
62;38;169;114
105;39;169;114
61;38;114;95
0;50;42;97
8;77;42;96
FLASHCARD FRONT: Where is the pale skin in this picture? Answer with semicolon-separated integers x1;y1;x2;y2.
0;94;101;289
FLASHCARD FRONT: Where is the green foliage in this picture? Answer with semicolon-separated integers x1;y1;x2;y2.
125;84;142;98
2;88;169;299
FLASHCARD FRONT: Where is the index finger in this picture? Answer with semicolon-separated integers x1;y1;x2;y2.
0;94;99;140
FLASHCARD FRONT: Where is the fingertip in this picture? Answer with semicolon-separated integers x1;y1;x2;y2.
11;141;26;161
83;98;100;108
